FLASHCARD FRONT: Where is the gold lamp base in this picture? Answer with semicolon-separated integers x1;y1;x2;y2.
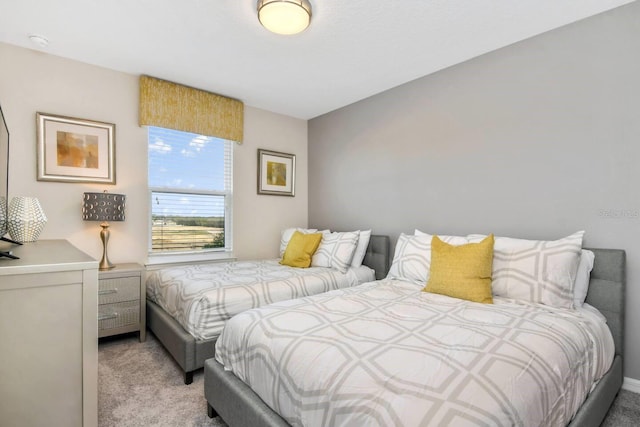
99;222;115;271
82;191;125;270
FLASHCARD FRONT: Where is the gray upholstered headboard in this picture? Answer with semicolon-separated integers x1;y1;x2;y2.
362;235;391;280
585;248;626;356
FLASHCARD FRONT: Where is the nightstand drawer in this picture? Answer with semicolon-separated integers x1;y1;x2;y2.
98;300;140;331
98;277;140;304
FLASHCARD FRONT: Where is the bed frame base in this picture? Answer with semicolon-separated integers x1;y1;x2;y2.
568;355;623;427
205;357;289;426
146;299;216;384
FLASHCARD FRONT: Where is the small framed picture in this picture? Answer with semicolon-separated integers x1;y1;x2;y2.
257;149;295;196
36;112;116;184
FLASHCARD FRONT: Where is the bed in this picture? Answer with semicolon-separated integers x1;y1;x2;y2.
204;244;625;426
146;233;391;384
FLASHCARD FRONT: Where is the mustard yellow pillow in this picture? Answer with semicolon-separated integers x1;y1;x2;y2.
423;234;495;304
280;231;323;268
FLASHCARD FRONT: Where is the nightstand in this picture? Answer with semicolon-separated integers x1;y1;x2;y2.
98;263;145;341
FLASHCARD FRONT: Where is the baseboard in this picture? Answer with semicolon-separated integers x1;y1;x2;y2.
622;376;640;393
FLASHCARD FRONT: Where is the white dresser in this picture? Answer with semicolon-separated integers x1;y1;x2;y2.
0;240;98;427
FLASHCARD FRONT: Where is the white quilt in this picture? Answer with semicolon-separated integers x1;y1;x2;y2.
146;259;374;340
215;279;614;427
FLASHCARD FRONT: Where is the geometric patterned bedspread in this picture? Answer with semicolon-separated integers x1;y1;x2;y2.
215;279;614;427
146;260;374;340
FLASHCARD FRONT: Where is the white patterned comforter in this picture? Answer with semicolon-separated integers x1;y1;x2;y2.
146;260;374;340
215;279;614;427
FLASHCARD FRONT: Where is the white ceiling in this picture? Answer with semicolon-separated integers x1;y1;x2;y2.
0;0;635;119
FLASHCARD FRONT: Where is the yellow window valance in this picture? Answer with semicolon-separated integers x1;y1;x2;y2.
139;75;244;143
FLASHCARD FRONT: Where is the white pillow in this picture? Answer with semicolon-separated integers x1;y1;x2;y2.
468;231;584;309
573;249;595;308
414;229;434;236
387;232;469;285
350;229;371;268
279;228;318;257
415;229;467;241
311;231;360;273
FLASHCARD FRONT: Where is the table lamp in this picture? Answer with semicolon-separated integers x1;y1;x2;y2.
82;191;125;270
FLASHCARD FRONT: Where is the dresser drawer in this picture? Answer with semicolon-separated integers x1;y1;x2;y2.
98;277;140;304
98;300;140;331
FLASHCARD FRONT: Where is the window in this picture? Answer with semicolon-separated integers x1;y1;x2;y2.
148;126;232;255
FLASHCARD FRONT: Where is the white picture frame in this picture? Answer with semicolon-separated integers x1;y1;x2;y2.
37;112;115;184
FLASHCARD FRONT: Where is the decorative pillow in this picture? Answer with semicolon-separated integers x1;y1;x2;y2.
280;231;323;268
387;233;469;285
350;229;372;268
311;231;360;273
279;228;318;257
467;231;584;309
424;234;495;304
573;249;595;308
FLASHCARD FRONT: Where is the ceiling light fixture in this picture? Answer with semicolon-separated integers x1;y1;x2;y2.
257;0;312;35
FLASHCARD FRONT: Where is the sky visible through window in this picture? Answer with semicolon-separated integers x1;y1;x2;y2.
149;126;226;217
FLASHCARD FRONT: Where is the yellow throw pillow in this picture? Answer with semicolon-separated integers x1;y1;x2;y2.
423;234;495;304
280;231;323;268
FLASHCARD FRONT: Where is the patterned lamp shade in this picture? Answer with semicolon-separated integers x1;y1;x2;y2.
82;191;125;270
82;192;126;222
7;196;48;243
0;196;7;236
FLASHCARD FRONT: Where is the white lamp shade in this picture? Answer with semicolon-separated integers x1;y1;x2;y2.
258;0;311;35
7;196;47;243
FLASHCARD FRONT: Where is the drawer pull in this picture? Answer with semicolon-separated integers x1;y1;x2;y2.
99;288;118;295
98;313;118;321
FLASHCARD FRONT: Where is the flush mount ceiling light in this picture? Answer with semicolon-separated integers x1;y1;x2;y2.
257;0;312;35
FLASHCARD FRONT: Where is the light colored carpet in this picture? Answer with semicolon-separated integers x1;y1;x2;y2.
99;333;226;427
100;332;640;426
601;389;640;427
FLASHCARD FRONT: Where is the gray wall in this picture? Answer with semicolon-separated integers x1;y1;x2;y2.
308;2;640;380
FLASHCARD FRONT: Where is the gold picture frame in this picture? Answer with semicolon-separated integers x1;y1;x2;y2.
257;149;295;196
36;112;115;184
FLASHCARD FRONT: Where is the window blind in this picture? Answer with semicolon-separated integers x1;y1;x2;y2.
148;126;233;253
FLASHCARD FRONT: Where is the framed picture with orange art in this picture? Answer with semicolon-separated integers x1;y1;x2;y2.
36;112;115;184
257;149;295;196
